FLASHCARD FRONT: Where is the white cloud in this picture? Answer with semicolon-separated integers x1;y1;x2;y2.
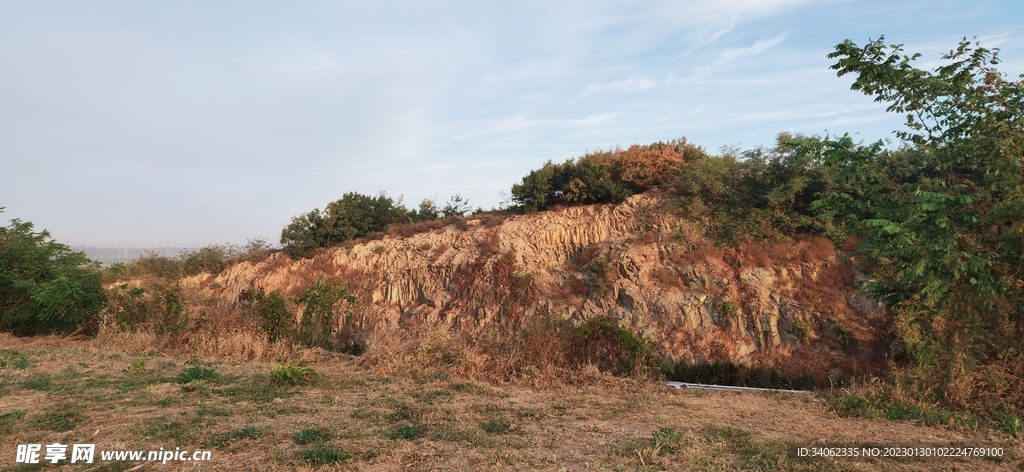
714;34;789;66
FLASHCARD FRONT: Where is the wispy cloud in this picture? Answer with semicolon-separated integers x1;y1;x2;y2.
713;33;788;66
687;33;789;79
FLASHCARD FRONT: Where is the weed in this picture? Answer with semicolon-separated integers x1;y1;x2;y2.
143;421;195;444
1001;414;1023;436
210;426;263;449
482;418;511;434
301;446;350;465
130;356;147;371
20;375;53;392
292;427;331;444
792;318;813;343
388;424;422;440
0;350;28;369
176;365;218;384
432;426;495;447
515;408;548;420
32;405;85;432
451;382;483;394
270;363;317;386
218;377;294;403
720;299;736;318
411;389;453;405
0;410;26;436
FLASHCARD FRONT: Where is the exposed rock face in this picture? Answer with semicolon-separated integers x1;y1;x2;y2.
188;190;883;365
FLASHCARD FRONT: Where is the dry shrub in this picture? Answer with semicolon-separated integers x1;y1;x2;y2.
477;232;500;256
572;244;602;269
795;235;835;262
841;235;862;252
187;329;293;361
361;315;657;386
735;241;772;268
590;138;706;190
388;219;447;238
560;276;589;298
92;326;160;354
650;267;682;289
480;213;507;228
668;243;723;268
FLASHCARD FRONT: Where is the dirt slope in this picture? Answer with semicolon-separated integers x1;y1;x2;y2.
178;190;883;374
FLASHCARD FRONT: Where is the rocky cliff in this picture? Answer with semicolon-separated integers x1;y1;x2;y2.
183;190;884;368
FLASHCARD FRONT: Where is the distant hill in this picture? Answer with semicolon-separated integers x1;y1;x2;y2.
72;246;197;265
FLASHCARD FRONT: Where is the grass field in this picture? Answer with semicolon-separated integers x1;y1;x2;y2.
0;334;1019;471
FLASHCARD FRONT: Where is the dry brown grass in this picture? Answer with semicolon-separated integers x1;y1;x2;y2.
186;329;294;362
360;315;656;387
1;334;1018;471
649;266;682;289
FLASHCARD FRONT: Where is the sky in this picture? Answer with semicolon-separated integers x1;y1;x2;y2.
2;0;1022;248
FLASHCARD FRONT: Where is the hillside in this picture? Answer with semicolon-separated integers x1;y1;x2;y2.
112;189;883;384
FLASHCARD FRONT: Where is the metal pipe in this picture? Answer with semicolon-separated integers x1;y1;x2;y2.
666;381;808;394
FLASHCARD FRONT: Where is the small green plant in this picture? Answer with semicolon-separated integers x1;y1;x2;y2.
20;375;52;392
482;418;511;434
0;410;27;437
143;421;195;444
0;350;28;369
301;446;351;465
388;424;422;440
211;426;263;449
292;427;331;444
1001;413;1023;436
123;356;147;374
792;318;813;343
176;365;217;384
651;426;683;453
720;300;736;318
31;405;85;432
271;363;317;386
586;256;613;296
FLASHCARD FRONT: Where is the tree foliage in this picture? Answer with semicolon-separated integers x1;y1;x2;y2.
811;37;1024;369
0;212;104;335
675;133;839;245
280;192;405;258
511;138;706;212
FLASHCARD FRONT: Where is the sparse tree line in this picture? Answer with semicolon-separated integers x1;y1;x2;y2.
2;36;1021;426
279;192;474;258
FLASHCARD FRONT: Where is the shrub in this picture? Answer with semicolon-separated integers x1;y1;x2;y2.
271;363;317;386
0;214;104;335
572;317;657;376
510;138;706;212
296;277;357;350
244;288;293;343
281;192;405;258
674;134;838;245
177;365;218;384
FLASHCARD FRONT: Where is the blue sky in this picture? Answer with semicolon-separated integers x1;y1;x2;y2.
2;0;1022;248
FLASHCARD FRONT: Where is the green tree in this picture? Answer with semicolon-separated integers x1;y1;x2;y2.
281;192;406;258
812;37;1024;372
0;211;104;335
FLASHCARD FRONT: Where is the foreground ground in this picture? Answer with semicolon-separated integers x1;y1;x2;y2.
0;334;1019;471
